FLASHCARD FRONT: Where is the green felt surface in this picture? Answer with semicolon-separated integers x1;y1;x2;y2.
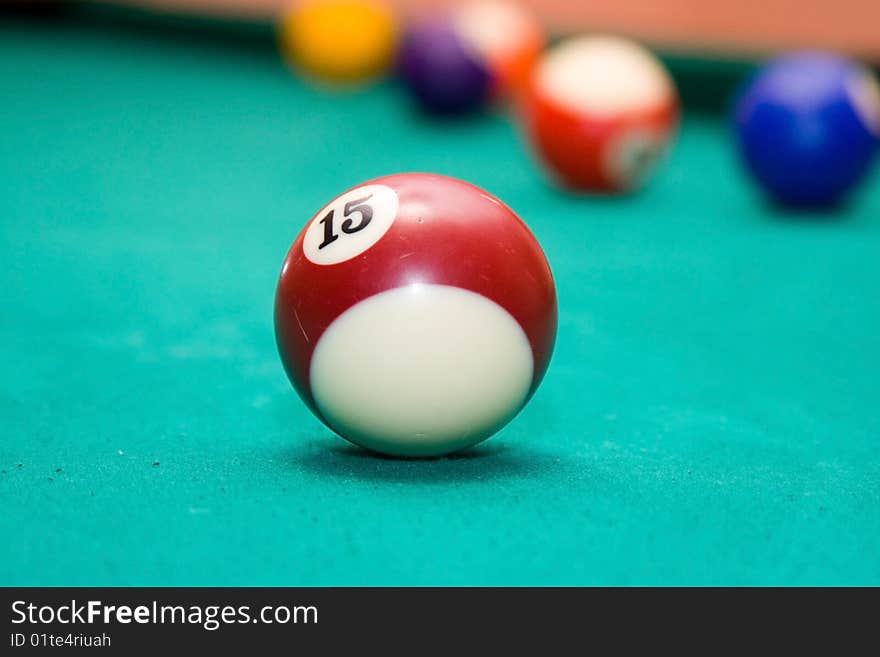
2;11;879;586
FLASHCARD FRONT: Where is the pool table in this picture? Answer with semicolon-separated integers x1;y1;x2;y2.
2;6;879;586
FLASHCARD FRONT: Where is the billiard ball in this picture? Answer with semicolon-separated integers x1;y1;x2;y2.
274;173;557;457
520;35;679;192
279;0;398;84
397;0;544;114
734;52;880;208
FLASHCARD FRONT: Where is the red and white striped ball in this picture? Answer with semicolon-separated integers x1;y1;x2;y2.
274;173;557;457
521;35;679;192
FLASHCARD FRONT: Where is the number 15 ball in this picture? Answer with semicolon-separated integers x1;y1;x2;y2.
275;173;557;457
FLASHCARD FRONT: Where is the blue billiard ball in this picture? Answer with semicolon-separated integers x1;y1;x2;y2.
734;52;880;208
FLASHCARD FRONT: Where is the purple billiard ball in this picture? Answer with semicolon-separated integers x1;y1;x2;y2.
397;22;491;115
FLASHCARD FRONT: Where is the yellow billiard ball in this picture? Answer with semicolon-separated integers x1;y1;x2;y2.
279;0;398;84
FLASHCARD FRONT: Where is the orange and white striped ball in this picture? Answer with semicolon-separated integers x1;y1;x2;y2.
452;0;545;99
398;0;544;113
521;35;679;193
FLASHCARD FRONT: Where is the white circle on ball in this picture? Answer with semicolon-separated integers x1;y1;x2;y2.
604;127;667;189
309;284;535;456
537;35;674;117
303;184;399;265
846;68;880;138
